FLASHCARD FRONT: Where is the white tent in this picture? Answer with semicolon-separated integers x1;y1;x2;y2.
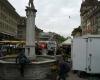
61;38;72;45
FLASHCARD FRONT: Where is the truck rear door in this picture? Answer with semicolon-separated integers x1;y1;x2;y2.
72;38;87;71
87;38;100;73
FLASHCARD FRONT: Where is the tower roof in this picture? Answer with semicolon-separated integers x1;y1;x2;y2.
80;0;100;15
82;0;98;6
85;0;98;2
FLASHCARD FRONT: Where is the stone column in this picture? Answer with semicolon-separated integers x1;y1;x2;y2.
25;7;37;60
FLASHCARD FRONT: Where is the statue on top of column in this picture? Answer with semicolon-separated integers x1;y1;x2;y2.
28;0;35;8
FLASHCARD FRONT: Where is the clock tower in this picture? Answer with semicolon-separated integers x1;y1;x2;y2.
80;0;100;35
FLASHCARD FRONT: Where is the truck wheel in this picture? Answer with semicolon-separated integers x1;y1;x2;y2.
72;70;78;74
77;71;87;78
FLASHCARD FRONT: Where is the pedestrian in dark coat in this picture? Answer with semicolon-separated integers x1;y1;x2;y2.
16;48;30;77
58;58;70;80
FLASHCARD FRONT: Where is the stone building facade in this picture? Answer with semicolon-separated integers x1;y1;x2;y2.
0;0;20;40
17;17;26;40
80;0;100;35
17;17;43;41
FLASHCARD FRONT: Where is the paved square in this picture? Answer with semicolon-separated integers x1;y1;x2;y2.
67;72;88;80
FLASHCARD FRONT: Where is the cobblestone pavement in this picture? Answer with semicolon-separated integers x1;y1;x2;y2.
67;72;88;80
0;72;99;80
67;72;100;80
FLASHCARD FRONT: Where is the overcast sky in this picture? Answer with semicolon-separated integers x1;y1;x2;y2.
9;0;82;37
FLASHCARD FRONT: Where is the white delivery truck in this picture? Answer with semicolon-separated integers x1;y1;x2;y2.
71;35;100;75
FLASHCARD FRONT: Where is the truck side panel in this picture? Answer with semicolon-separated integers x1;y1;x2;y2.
72;38;87;71
87;38;100;73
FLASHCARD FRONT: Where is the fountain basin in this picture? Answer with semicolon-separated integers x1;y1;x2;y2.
0;56;56;80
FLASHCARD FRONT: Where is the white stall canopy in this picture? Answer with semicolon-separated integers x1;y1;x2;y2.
61;37;72;45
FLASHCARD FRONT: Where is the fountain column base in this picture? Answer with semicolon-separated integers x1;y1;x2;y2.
25;45;36;60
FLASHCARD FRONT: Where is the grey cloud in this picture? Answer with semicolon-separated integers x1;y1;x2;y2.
9;0;82;37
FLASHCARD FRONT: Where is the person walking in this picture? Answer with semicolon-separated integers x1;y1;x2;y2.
58;58;70;80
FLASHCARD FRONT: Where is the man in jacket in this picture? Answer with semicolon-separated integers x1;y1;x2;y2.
58;58;70;80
